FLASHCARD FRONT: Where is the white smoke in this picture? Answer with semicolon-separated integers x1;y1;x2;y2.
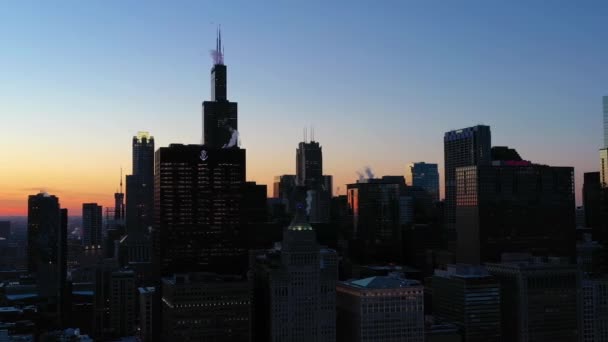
356;166;375;182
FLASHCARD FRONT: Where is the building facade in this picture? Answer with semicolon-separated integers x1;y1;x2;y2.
486;255;581;342
82;203;102;247
432;264;501;342
336;274;424;342
251;209;337;342
582;277;608;342
455;163;576;264
109;269;136;337
161;273;250;342
407;162;440;202
127;132;155;235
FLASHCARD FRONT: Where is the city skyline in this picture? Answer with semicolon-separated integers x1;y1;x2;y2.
2;2;608;215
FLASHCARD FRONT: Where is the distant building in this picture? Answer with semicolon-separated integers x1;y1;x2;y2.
456;163;575;264
407;162;440;202
109;269;136;337
582;276;608;342
336;274;424;342
432;264;501;342
583;172;602;238
486;254;581;342
251;209;337;342
443;125;492;242
161;273;250;342
138;287;156;342
425;316;462;342
346;176;410;263
0;221;10;239
126;131;154;235
82;203;102;247
296;141;323;189
490;146;522;161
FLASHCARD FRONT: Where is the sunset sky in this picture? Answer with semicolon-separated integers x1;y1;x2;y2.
1;1;607;216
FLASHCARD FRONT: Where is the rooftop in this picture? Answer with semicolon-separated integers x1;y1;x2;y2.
344;275;420;289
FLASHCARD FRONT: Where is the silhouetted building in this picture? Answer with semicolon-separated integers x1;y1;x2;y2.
432;264;501;342
336;274;424;342
138;287;157;342
582;276;608;342
0;221;10;239
126;131;155;235
251;209;337;342
114;193;125;221
490;146;522;161
346;176;410;263
456;163;575;264
444;125;491;244
296;141;323;188
28;193;62;273
82;203;102;247
161;273;250;342
407;162;440;202
486;255;581;342
153;144;247;277
583;172;602;238
109;269;135;337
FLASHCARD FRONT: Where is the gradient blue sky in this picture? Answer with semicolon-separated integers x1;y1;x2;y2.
1;1;607;214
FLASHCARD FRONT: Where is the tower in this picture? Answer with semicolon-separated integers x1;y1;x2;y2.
126;132;154;234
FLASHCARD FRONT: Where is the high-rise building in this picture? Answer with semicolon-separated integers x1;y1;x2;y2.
583;172;602;236
455;162;575;264
336;274;424;342
126;132;155;235
138;287;157;342
82;203;102;247
486;255;581;342
273;174;297;214
202;30;237;148
601;148;608;187
161;273;250;342
406;162;440;202
296;141;323;188
443;125;491;242
346;176;410;263
0;221;10;239
109;269;136;337
490;146;522;161
432;264;501;342
251;208;338;342
582;276;608;342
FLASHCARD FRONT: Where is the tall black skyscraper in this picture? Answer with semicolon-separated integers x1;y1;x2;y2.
154;30;249;277
202;30;238;148
126;132;154;234
296;140;323;188
82;203;103;247
583;172;601;238
444;125;491;245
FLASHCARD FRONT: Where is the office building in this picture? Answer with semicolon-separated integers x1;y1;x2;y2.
138;287;156;342
161;273;250;342
251;208;338;342
296;140;323;188
0;221;10;239
455;163;575;264
486;255;581;342
584;172;602;237
109;269;136;337
432;264;501;342
490;146;522;161
273;175;297;215
336;274;424;342
582;276;608;342
82;203;102;247
443;125;491;239
407;162;440;202
346;176;410;264
126;132;155;235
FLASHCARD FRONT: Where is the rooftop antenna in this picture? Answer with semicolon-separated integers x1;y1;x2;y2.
304;127;307;143
311;125;315;142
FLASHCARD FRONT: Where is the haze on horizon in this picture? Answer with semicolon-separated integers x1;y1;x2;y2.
1;1;607;215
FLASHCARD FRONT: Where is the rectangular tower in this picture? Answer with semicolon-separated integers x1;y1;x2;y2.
407;162;440;202
82;203;103;247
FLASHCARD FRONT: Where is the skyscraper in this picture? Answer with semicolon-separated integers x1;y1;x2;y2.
603;95;608;148
202;30;237;148
486;255;581;342
296;141;323;188
126;132;155;235
583;172;601;234
406;162;440;202
251;208;338;342
0;221;10;239
455;162;576;264
443;125;491;242
432;264;501;342
82;203;102;247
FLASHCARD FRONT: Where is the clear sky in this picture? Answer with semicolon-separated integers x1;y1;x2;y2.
1;1;607;216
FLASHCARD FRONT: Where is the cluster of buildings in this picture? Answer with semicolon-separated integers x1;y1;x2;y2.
1;31;607;341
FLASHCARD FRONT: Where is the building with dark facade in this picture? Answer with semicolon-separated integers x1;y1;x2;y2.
153;144;247;277
583;172;602;237
406;162;440;202
486;254;581;342
0;221;10;239
455;162;576;264
82;203;102;247
444;125;492;244
251;208;337;342
273;174;297;215
126;131;155;235
161;273;250;342
582;276;608;342
296;141;323;189
432;264;501;342
346;176;410;264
